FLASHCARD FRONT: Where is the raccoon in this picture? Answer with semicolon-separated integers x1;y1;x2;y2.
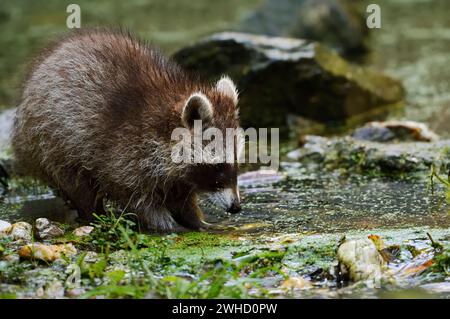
12;29;242;232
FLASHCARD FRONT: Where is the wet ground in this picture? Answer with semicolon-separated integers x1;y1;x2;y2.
217;166;449;235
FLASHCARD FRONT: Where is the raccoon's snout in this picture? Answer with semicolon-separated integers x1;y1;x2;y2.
226;200;241;214
224;187;241;214
209;187;242;214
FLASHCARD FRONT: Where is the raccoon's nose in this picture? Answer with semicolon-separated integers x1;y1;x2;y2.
226;201;241;214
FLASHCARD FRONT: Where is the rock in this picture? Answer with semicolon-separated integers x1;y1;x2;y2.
238;169;285;187
72;226;94;237
239;0;368;56
0;108;14;154
286;135;328;162
19;243;77;262
0;108;16;187
35;218;64;240
2;253;19;263
8;222;32;241
337;238;385;283
174;32;404;136
44;281;65;299
281;277;312;289
420;282;450;294
290;135;450;173
353;121;439;142
0;220;11;237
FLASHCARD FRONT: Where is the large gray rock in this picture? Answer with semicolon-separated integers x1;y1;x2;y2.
174;32;404;135
239;0;368;56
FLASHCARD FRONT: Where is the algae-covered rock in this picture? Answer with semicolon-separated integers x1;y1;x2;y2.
239;0;368;55
337;238;385;283
174;32;404;135
289;135;450;173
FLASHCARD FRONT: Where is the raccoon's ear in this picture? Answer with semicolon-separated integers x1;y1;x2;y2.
182;92;213;128
216;76;238;105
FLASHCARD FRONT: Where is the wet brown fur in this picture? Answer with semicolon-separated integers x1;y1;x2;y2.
11;28;239;232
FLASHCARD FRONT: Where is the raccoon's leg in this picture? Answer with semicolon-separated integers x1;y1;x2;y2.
139;205;176;233
165;190;210;231
51;170;104;220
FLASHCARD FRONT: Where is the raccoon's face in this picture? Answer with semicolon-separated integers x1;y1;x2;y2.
186;163;241;214
179;76;241;214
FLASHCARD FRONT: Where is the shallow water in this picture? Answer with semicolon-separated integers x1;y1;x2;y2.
204;165;449;236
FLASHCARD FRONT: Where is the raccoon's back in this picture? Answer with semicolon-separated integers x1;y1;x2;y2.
12;30;186;178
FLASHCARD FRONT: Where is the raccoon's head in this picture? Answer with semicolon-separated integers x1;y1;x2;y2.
180;76;242;214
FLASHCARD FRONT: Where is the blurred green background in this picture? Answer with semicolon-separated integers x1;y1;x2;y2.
0;0;263;109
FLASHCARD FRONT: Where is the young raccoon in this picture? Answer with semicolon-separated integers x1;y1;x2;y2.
12;29;242;232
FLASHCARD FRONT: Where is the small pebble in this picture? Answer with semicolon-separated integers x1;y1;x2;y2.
72;226;94;237
19;243;77;262
35;218;64;240
9;222;33;241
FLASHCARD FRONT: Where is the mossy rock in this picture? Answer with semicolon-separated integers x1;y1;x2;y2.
173;32;404;136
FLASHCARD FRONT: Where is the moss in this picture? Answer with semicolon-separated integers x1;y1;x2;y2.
172;232;241;249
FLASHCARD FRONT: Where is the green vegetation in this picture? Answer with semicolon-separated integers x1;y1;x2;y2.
430;164;450;206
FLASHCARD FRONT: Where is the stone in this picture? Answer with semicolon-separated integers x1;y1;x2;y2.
35;218;64;240
72;226;94;237
238;170;285;187
337;238;385;283
19;243;77;262
239;0;368;56
290;135;450;173
174;32;404;136
281;277;312;289
8;222;32;241
0;108;14;154
0;220;11;237
352;121;439;143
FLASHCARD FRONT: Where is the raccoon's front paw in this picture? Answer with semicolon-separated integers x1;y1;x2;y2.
198;221;236;232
